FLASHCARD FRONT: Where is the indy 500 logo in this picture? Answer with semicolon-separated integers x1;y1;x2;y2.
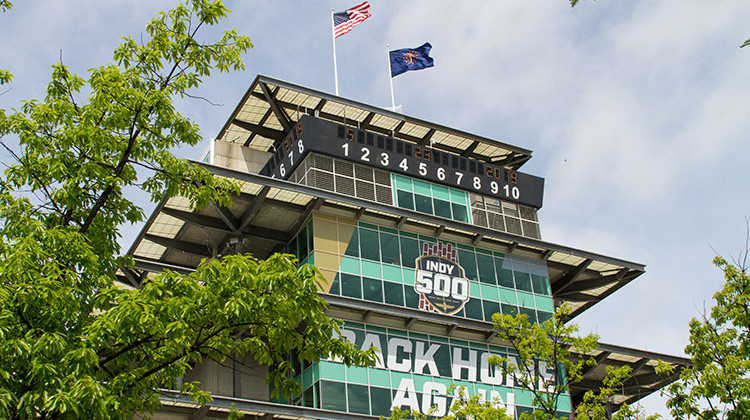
415;242;470;315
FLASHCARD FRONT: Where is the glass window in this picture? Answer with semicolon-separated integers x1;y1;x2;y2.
532;274;550;295
397;190;414;210
288;235;298;260
452;203;468;222
370;387;393;417
395;175;412;191
359;229;380;262
520;307;538;324
476;253;496;285
458;249;478;282
298;227;308;260
341;274;362;299
363;277;383;303
384;281;405;306
347;384;370;414
515;271;533;292
501;304;518;316
329;273;341;295
303;385;315;408
482;300;501;322
307;223;314;257
344;228;359;257
464;299;484;321
433;198;452;219
321;381;346;411
498;268;514;289
538;311;553;324
380;233;401;265
434;345;452;377
413;179;431;196
415;194;433;214
404;288;420;309
400;236;420;268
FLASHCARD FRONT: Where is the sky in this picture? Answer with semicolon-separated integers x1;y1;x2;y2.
2;1;750;417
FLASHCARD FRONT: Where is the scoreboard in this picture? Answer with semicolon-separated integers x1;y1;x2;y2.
259;116;544;208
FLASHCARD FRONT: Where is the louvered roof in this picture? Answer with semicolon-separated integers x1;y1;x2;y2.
215;75;533;170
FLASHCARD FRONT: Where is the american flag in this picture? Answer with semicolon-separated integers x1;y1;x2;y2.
333;2;371;38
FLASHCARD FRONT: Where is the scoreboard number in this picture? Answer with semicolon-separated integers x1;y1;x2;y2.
260;116;544;209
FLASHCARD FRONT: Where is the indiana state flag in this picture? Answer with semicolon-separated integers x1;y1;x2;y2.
389;42;434;77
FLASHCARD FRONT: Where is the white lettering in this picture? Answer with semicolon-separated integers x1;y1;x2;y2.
433;273;451;297
415;270;432;294
414;342;440;375
425;261;456;275
422;382;447;416
387;337;412;372
392;379;419;411
480;352;503;385
477;389;516;412
361;333;385;369
452;347;477;381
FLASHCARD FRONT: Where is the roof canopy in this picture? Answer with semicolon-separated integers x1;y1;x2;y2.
215;75;534;170
126;165;644;322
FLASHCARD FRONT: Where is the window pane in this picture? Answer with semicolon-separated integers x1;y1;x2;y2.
321;381;347;411
341;274;362;299
434;345;452;377
520;307;537;324
370;387;393;417
298;227;308;260
532;274;550;295
515;271;533;292
400;236;420;268
344;228;359;257
498;268;515;289
404;287;420;309
363;277;383;303
359;228;380;261
303;385;315;408
384;281;405;306
538;311;553;324
380;233;401;265
476;253;496;285
329;273;341;295
434;199;452;219
452;203;468;222
464;299;483;321
288;235;298;260
458;249;478;282
397;190;414;210
502;304;518;316
415;194;433;214
482;300;501;322
347;384;370;414
307;223;314;256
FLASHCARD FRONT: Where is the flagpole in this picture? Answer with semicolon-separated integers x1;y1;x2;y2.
331;7;340;96
387;44;396;111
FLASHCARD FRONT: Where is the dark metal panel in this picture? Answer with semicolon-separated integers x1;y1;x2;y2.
144;234;213;258
232;118;286;141
193;161;646;272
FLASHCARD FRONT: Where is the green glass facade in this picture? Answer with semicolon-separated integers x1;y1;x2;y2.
288;322;570;417
326;223;553;325
282;165;561;418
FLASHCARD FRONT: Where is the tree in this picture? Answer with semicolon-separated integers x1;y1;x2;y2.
492;305;655;420
0;1;12;86
386;304;656;420
0;1;374;418
664;255;750;419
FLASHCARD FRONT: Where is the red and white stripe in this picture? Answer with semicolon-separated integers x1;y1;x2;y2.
334;2;371;38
